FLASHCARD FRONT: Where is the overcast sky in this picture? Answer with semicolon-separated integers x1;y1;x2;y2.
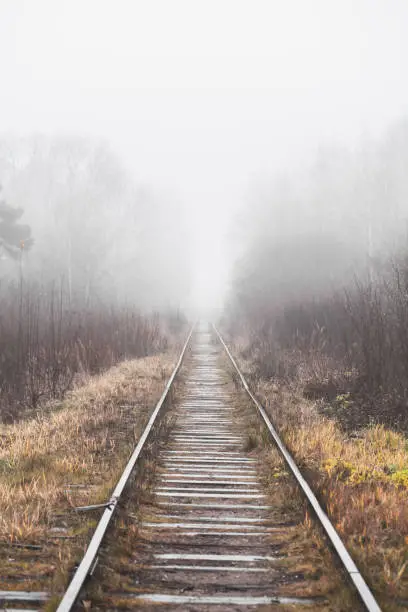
1;0;408;308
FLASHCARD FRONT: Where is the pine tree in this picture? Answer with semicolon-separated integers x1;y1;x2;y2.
0;185;33;260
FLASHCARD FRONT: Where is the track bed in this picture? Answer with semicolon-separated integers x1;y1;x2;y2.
84;328;361;611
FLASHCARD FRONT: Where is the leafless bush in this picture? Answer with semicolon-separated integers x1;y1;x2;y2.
230;255;408;414
0;280;169;422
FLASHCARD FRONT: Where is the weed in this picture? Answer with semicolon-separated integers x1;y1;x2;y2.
0;350;177;599
257;379;408;608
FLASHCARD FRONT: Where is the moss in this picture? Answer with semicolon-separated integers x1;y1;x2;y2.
390;469;408;488
323;457;408;489
335;393;352;408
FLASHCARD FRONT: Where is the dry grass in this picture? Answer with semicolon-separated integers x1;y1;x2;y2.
238;365;408;611
230;387;361;611
0;351;177;601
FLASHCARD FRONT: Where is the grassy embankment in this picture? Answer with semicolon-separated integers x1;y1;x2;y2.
0;350;177;608
231;374;363;611
232;343;408;612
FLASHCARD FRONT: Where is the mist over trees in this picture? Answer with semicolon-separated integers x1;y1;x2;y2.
227;119;408;423
0;134;191;421
0;134;191;309
0;190;33;269
231;118;408;325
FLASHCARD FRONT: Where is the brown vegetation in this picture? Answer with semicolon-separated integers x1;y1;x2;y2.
232;386;361;610
0;350;178;603
232;257;408;431
0;279;184;422
227;346;408;611
225;214;408;610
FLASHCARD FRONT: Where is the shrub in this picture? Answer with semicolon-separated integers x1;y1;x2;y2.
0;279;169;421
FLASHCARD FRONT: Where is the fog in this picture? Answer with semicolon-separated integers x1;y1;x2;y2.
1;1;408;313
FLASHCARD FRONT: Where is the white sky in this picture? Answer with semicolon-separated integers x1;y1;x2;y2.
1;0;408;309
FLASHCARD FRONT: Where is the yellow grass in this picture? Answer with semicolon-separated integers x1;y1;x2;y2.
0;352;176;598
250;378;408;611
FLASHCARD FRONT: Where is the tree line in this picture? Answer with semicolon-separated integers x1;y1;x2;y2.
227;118;408;425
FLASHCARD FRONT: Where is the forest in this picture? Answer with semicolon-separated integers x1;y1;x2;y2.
0;136;190;420
228;117;408;429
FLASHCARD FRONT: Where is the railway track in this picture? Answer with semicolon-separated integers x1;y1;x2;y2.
2;323;381;611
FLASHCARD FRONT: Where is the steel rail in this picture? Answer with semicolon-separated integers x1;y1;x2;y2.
56;326;194;612
214;325;382;612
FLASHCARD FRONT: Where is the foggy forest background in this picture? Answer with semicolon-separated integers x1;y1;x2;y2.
228;117;408;426
0;135;190;419
2;117;408;421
